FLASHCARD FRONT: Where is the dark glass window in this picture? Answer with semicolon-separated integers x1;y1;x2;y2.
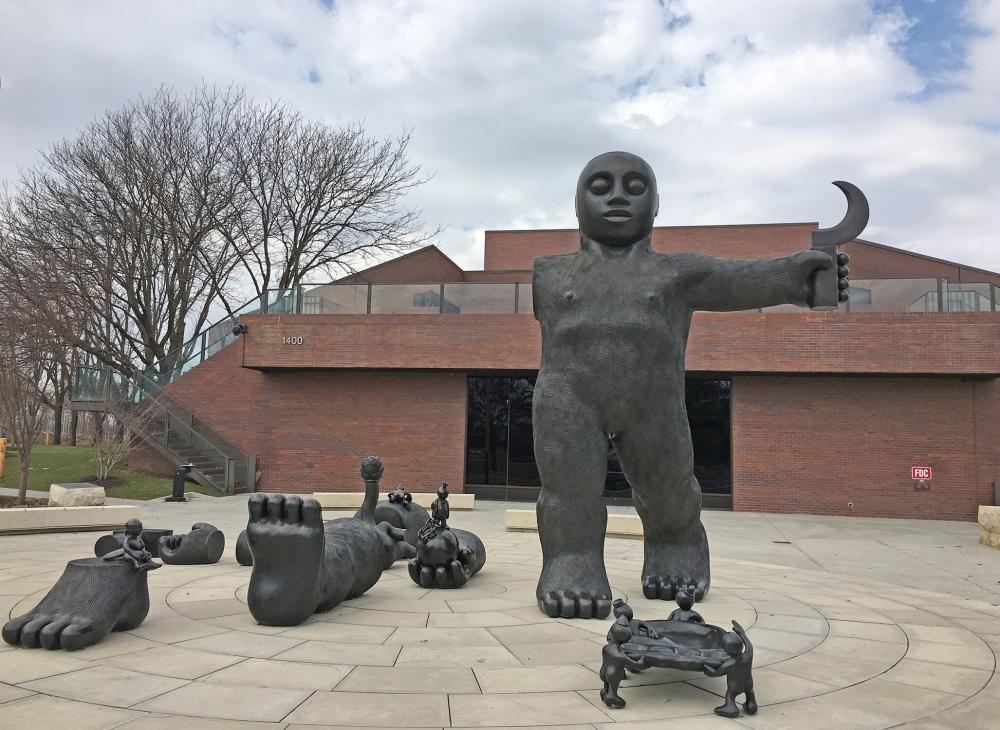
465;375;731;496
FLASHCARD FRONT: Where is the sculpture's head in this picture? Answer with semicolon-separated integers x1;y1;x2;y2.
722;631;744;656
576;151;658;247
360;455;384;482
609;615;632;644
437;482;449;500
675;585;694;611
124;518;143;537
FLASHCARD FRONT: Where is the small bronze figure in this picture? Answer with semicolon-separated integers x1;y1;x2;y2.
703;620;757;718
102;518;160;571
666;585;704;623
600;617;648;708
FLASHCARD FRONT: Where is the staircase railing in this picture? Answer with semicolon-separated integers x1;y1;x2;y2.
72;365;255;494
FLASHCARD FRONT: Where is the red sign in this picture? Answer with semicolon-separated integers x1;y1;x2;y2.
911;466;932;480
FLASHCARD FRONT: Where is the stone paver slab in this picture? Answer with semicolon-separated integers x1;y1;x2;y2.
273;639;401;667
134;681;311;722
277;621;394;644
473;664;603;693
395;644;521;668
173;629;304;658
451;690;612;727
0;680;33;704
882;658;992;696
336;665;480;694
103;645;246;680
203;657;353;691
0;693;141;728
20;665;188;708
0;649;90;683
384;627;503;647
285;690;449;726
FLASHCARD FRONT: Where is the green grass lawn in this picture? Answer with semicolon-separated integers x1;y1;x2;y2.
0;445;211;500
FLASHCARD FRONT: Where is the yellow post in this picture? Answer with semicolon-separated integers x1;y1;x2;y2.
43;431;53;446
0;437;6;480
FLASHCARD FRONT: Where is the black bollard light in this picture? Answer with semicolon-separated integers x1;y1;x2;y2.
166;463;194;502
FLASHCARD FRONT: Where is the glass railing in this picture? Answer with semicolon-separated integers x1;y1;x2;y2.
263;279;996;316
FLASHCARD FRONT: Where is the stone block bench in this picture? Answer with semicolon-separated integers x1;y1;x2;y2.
49;482;106;507
0;505;140;535
979;506;1000;549
313;492;475;511
505;509;643;538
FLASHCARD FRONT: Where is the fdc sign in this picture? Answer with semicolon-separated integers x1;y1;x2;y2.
912;466;933;480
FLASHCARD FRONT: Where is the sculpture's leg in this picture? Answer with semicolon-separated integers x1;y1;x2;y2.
714;690;741;718
615;423;710;601
744;689;758;715
599;656;627;708
246;494;325;626
534;392;612;619
2;558;149;651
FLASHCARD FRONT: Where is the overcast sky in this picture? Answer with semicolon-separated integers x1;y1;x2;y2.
1;0;998;274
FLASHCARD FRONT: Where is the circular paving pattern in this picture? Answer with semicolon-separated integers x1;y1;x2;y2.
1;522;999;729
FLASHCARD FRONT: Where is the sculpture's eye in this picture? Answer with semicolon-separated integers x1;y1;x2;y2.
626;178;647;195
589;176;611;195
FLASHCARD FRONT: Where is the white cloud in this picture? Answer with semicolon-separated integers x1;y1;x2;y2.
0;0;997;274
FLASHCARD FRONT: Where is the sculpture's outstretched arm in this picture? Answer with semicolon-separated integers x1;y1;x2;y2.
677;250;849;312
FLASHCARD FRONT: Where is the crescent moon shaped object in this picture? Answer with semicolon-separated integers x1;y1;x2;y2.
812;181;869;246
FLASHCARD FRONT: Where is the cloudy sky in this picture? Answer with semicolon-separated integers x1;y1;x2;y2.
1;0;998;274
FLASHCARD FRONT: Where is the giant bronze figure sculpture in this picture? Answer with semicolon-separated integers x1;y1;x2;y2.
533;151;866;619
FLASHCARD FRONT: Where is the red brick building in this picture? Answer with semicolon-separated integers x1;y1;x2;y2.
129;223;1000;521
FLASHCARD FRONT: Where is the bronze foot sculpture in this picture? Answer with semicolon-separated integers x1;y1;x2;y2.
159;523;225;565
246;456;409;626
4;519;159;651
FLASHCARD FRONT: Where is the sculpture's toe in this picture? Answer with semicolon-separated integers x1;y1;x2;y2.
248;493;268;521
58;620;95;651
38;618;72;650
419;565;434;589
2;612;36;646
19;615;52;648
540;591;561;618
540;591;611;619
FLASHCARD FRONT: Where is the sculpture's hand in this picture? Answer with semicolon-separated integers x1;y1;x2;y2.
791;250;850;306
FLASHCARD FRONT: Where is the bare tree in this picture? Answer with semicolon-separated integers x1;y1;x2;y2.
5;86;246;375
220;111;437;298
92;395;167;482
2;85;437;387
0;261;58;504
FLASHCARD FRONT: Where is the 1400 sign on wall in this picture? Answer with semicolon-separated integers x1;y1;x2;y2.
282;336;304;345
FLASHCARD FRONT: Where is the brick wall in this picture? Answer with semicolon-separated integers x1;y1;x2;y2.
158;341;468;493
732;375;996;520
242;312;1000;377
484;223;817;270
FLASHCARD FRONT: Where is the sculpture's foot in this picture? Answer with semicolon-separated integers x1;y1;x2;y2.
2;558;149;651
246;494;325;626
375;522;411;567
536;557;612;619
744;693;758;715
641;525;710;601
600;688;626;709
714;701;741;719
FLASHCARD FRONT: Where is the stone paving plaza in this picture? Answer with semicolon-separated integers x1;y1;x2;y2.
1;497;999;729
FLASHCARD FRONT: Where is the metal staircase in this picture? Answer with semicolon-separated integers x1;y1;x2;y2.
70;289;298;493
72;365;255;494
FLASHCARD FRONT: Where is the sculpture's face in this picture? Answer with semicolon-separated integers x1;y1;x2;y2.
576;151;658;247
